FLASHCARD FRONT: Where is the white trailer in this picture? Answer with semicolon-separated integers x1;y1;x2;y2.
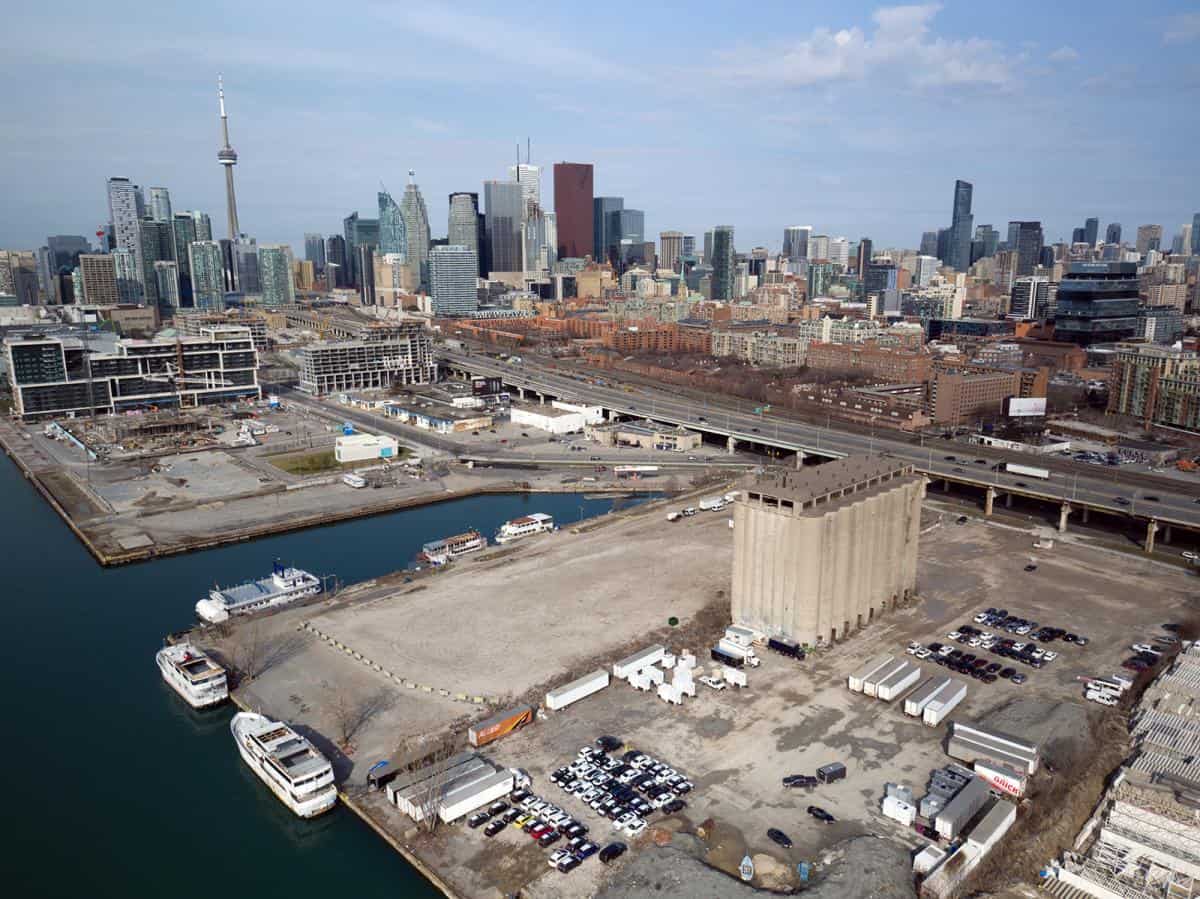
438;769;514;823
613;645;666;679
877;662;922;702
882;795;916;826
717;638;760;666
863;658;909;698
677;652;696;671
848;655;895;693
725;625;760;647
644;666;665;686
662;652;676;669
699;496;726;511
657;682;682;705
922;680;967;727
677;678;696;697
546;669;609;711
904;676;952;717
723;666;748;688
1004;462;1050;480
628;670;653;692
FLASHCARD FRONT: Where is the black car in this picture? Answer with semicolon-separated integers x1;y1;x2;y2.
596;735;624;752
957;516;968;524
1145;495;1160;502
662;798;686;813
599;842;628;864
807;806;835;823
767;828;793;848
1115;497;1130;506
484;819;506;837
467;811;490;828
539;830;562;847
558;855;582;873
1024;564;1038;572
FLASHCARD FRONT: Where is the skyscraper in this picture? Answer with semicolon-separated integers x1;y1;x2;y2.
235;237;260;294
553;162;593;260
1106;223;1122;245
483;180;523;274
919;231;938;257
189;240;224;311
257;245;295;306
1008;221;1044;277
343;213;379;288
79;254;119;305
429;245;478;316
378;191;407;257
1054;262;1140;346
1084;217;1099;247
593;197;623;263
216;76;240;240
106;177;143;287
171;215;197;283
47;235;89;273
974;225;999;260
448;192;480;263
508;163;541;210
304;234;326;273
1136;225;1163;255
111;249;142;303
1192;213;1200;255
325;235;347;287
809;234;830;261
191;210;212;242
401;172;431;290
782;226;811;260
154;261;180;309
710;225;735;300
682;235;696;259
855;238;873;276
607;208;645;267
659;231;684;272
946;179;973;271
138;218;173;305
148;187;173;224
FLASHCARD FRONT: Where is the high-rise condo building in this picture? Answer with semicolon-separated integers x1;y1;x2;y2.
1136;225;1163;255
325;235;347;287
171;215;197;280
154;261;181;309
809;234;830;261
111;249;142;303
377;191;407;257
553;162;593;260
1008;221;1043;277
782;225;812;260
257;245;295;306
1106;223;1122;245
1083;217;1099;247
855;238;873;277
946;179;973;272
79;254;119;305
448;192;481;269
429;245;478;316
483;180;523;274
216;76;240;240
919;230;939;258
343;213;379;288
138;218;174;306
189;240;225;311
148;187;172;223
191;210;212;242
593;197;623;263
659;231;684;272
234;238;260;294
107;177;143;288
710;225;735;301
304;233;326;272
914;255;939;288
1192;213;1200;255
47;236;90;274
401;171;431;290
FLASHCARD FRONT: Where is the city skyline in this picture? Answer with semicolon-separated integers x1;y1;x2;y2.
2;1;1199;255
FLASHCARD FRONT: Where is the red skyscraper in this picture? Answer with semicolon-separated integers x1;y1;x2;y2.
553;162;594;260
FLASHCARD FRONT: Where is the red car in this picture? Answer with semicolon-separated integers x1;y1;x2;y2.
530;824;553;839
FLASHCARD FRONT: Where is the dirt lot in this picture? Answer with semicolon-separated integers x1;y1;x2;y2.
196;499;1199;899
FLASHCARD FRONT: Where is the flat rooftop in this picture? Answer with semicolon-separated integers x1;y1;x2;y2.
741;454;916;507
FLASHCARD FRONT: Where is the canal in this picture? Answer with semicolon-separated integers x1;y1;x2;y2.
1;452;650;898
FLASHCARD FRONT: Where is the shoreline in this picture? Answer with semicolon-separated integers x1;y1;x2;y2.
0;422;661;567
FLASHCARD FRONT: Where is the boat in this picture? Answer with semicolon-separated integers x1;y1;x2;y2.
494;513;555;544
195;560;322;624
155;642;228;708
739;854;755;881
418;530;487;565
230;712;338;818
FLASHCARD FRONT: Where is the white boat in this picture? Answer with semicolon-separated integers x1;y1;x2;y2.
196;560;322;624
418;530;487;565
155;643;228;709
230;712;338;818
494;513;555;544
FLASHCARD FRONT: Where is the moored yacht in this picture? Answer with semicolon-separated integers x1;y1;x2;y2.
494;513;555;544
418;529;487;565
156;643;229;708
230;712;337;818
196;560;322;624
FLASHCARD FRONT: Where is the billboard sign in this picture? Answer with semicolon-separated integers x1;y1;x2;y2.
1006;397;1047;418
472;376;503;396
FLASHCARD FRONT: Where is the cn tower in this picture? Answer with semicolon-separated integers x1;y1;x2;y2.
216;74;240;240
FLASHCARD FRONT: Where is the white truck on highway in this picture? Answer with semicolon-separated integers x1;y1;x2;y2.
1003;462;1050;480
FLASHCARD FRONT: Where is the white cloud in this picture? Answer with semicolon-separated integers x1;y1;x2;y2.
1163;12;1200;44
1048;45;1079;62
709;3;1010;90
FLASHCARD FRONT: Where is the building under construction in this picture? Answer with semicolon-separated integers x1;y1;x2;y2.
731;455;924;647
298;321;435;395
4;326;260;420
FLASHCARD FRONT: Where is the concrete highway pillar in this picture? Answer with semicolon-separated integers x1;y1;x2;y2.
608;409;617;422
1146;520;1159;554
943;479;950;491
795;451;805;469
538;393;545;405
727;436;738;455
517;387;526;401
1005;493;1013;508
1058;503;1071;533
1163;526;1172;544
1081;507;1089;524
984;487;995;516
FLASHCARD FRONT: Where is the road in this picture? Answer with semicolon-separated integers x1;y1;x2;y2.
440;351;1200;533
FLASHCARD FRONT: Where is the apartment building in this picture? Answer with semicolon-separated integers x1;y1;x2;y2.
298;321;435;395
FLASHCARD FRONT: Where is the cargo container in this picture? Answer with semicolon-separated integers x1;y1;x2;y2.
725;625;759;647
912;845;947;876
716;638;760;666
468;705;534;748
877;662;922;702
644;666;665;686
922;680;967;727
657;682;682;705
438;769;515;823
712;646;744;669
629;670;653;692
545;669;609;711
973;760;1027;798
904;676;952;717
965;799;1016;853
934;776;989;839
848;655;895;693
817;762;847;784
767;636;804;659
613;645;666;679
863;658;909;698
723;666;747;688
882;795;916;826
1003;462;1050;480
947;722;1039;774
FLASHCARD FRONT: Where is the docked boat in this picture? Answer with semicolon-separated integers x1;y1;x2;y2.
195;560;322;624
230;712;338;818
418;530;487;565
155;642;228;709
494;513;555;544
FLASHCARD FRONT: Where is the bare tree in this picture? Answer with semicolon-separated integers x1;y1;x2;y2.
232;622;263;680
325;683;392;753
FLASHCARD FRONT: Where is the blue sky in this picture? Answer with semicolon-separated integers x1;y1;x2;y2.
3;1;1199;256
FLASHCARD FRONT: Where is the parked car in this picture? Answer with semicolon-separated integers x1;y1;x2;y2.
807;806;835;823
767;828;793;848
599;842;628;864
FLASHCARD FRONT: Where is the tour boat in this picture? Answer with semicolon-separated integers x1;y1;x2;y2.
230;712;338;818
196;560;322;624
494;513;555;544
155;642;228;709
418;530;487;565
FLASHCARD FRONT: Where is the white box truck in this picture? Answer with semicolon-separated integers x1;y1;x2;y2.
546;669;609;710
613;645;666;679
716;638;760;667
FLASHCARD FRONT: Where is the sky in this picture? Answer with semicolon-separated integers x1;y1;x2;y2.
3;1;1199;257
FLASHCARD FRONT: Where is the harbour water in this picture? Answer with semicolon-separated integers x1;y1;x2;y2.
0;453;650;898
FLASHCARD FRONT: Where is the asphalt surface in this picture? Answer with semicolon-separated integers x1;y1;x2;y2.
441;351;1200;530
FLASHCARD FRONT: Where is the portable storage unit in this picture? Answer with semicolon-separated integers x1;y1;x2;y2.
904;676;952;717
817;762;847;784
848;655;895;693
468;705;533;748
934;777;990;840
877;662;922;702
438;769;514;823
863;658;909;698
613;645;666;679
545;669;610;711
922;680;967;727
947;722;1040;774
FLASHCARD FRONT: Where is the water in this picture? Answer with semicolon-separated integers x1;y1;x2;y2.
0;453;650;898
